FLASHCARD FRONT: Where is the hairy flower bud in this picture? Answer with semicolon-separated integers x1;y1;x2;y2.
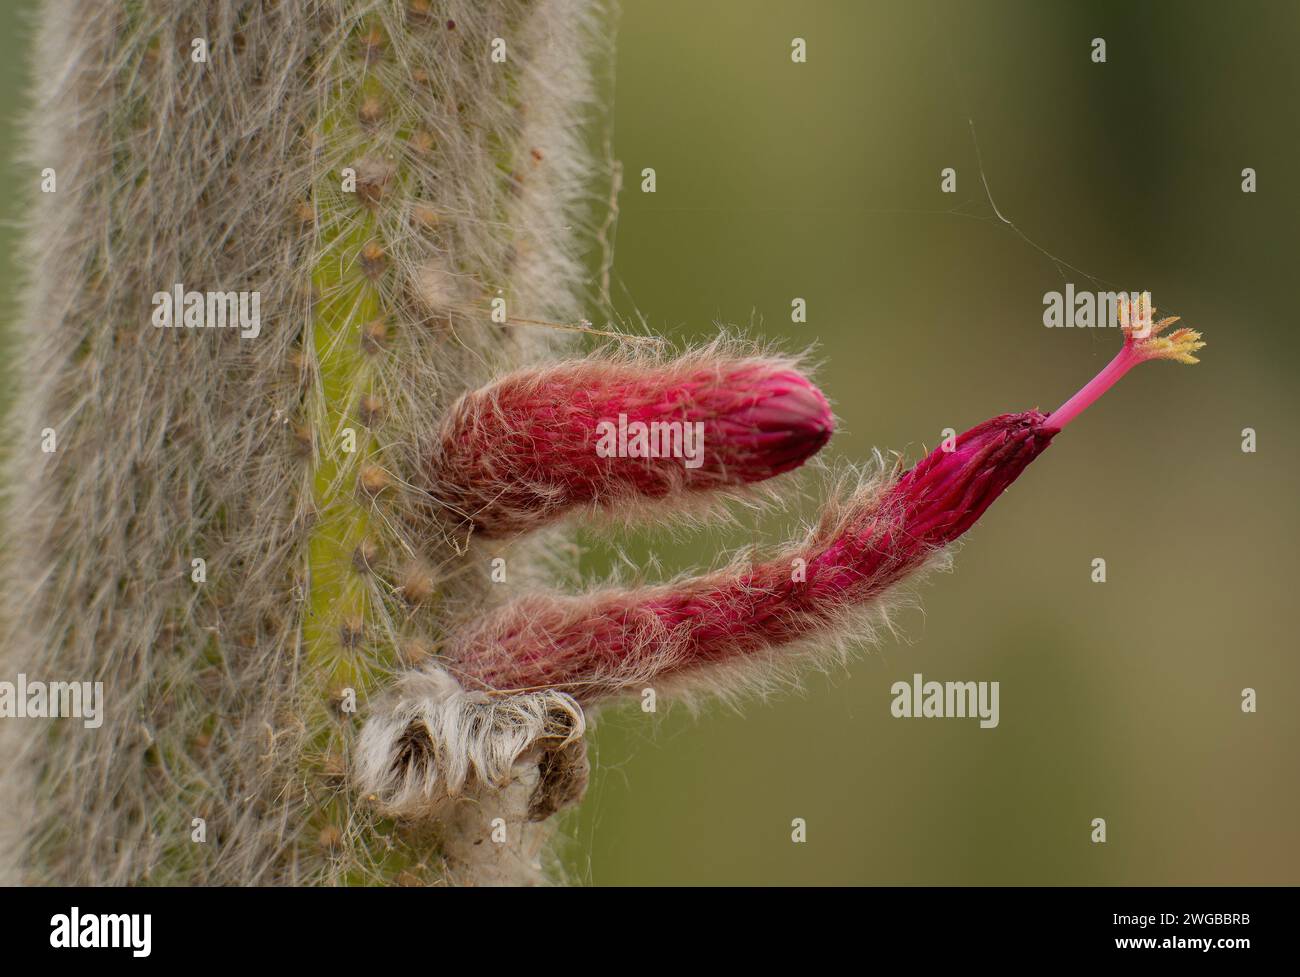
421;351;834;538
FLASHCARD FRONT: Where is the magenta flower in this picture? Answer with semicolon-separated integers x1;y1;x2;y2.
422;350;834;537
443;310;1205;701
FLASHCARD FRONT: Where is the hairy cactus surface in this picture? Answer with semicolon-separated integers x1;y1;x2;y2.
1;0;606;886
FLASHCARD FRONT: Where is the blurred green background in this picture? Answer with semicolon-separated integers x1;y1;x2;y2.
560;0;1300;884
1;1;1295;884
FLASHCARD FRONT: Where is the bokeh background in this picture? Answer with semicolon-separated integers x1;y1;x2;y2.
2;0;1296;884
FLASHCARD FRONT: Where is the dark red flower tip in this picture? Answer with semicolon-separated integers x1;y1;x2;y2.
888;411;1055;547
710;367;835;480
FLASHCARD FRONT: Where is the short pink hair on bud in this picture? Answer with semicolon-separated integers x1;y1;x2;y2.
445;412;1054;701
422;349;834;538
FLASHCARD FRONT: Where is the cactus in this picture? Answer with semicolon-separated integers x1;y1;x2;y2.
0;0;1205;889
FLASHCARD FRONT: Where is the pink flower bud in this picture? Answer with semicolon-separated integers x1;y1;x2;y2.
422;353;834;537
